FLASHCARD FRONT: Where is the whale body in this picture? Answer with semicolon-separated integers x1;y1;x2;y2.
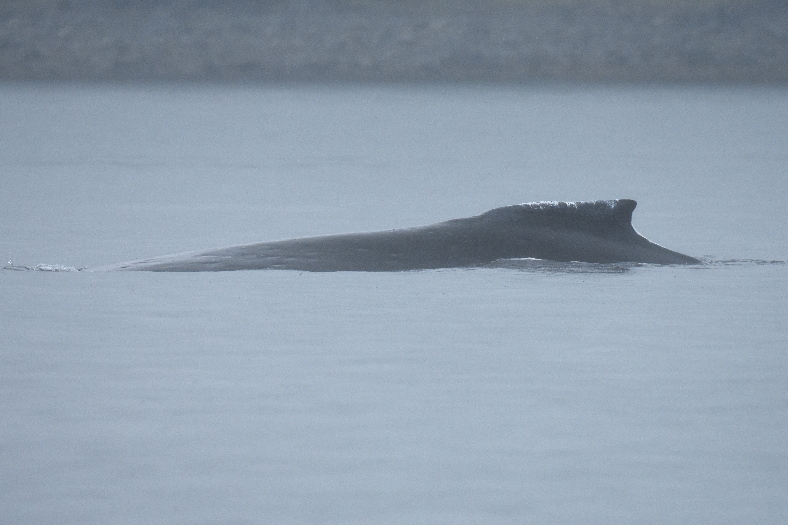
98;199;699;272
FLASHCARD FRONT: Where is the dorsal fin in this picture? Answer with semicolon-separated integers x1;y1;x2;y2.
480;199;638;238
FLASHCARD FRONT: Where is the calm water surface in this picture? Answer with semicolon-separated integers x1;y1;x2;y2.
1;84;787;524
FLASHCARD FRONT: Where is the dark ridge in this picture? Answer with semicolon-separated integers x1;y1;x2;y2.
91;199;700;271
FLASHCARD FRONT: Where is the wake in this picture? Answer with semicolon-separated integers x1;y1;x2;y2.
4;262;83;272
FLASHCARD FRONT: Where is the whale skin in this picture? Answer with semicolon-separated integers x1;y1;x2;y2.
97;199;700;272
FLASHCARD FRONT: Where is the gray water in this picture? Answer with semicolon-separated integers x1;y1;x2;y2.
2;84;787;524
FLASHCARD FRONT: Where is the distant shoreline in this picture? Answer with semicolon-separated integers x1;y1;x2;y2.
2;0;786;84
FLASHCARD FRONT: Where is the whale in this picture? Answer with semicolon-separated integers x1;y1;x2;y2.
96;199;699;272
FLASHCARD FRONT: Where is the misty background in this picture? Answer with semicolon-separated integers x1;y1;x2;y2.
2;0;787;84
3;2;787;524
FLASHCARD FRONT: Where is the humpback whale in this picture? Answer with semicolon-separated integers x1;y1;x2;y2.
98;199;699;272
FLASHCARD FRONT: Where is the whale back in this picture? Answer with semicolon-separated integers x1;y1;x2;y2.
100;198;698;271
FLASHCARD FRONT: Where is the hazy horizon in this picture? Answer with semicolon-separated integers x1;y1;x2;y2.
2;0;786;84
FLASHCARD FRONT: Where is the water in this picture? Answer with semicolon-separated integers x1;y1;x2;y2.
2;83;787;524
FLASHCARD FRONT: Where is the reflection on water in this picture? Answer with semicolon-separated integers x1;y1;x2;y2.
484;258;638;274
